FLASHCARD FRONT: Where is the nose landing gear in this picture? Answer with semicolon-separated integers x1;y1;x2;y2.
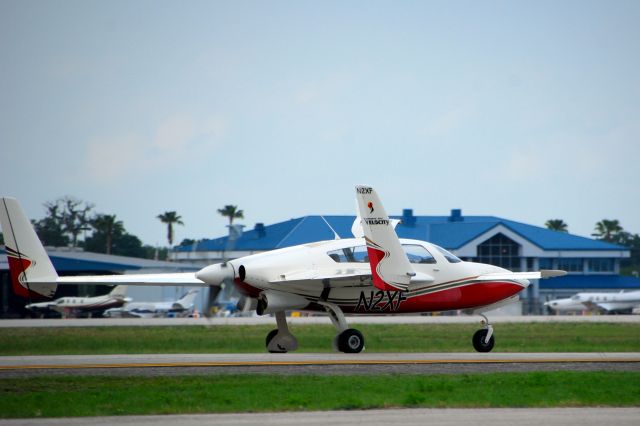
472;313;495;352
265;311;298;353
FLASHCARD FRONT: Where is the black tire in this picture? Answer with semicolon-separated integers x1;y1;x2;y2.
472;329;495;353
266;329;286;353
337;328;365;353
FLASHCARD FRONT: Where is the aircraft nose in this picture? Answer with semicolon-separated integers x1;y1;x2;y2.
196;263;234;285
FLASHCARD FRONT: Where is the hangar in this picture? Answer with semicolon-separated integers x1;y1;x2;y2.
172;209;638;314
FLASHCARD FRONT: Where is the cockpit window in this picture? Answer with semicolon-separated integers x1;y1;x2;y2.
433;245;462;263
327;246;369;263
327;244;436;264
402;244;436;264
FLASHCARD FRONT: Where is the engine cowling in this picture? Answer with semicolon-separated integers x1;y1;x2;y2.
256;290;310;316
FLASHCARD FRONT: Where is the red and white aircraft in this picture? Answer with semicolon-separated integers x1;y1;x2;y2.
0;187;565;353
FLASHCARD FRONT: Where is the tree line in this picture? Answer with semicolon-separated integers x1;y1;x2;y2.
0;197;245;261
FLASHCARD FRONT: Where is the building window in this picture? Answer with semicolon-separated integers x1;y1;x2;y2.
539;258;554;269
476;233;521;271
558;258;583;273
587;258;614;273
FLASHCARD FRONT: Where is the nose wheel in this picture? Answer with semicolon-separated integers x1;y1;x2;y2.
265;311;298;353
472;313;495;352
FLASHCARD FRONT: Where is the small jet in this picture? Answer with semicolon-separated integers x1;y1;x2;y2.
25;285;129;318
546;290;640;314
0;187;566;352
104;289;199;318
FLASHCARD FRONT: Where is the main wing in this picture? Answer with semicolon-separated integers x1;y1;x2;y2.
57;273;206;287
476;270;567;281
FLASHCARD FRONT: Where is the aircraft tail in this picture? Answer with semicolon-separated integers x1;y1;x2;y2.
0;198;58;298
174;289;199;310
355;186;413;292
108;285;128;297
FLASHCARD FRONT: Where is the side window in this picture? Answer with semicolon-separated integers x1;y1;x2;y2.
327;249;348;263
327;246;369;263
351;246;368;263
434;245;462;263
402;244;437;264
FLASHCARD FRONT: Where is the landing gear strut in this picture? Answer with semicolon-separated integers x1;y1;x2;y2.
318;301;365;353
265;311;298;353
472;313;495;353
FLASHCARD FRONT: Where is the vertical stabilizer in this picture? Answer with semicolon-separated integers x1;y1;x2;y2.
108;285;128;297
175;289;199;309
355;186;413;291
0;198;58;298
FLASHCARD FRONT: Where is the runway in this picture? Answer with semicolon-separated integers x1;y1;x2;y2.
1;408;640;426
2;352;639;377
2;315;639;328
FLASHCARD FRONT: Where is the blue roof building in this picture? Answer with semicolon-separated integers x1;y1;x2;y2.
173;209;637;314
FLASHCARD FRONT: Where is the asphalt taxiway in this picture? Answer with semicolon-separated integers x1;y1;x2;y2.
1;352;638;377
2;408;640;426
2;315;639;328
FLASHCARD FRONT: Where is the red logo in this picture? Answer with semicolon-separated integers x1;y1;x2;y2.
367;201;374;214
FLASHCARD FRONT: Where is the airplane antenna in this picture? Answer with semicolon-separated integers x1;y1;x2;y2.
320;216;340;240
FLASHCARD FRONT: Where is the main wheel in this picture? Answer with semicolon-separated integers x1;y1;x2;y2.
337;328;365;353
266;329;287;353
472;329;495;353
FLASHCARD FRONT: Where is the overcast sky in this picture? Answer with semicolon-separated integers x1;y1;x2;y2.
1;0;639;247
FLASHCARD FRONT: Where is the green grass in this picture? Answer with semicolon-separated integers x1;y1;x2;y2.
2;372;639;418
1;323;639;355
0;323;640;355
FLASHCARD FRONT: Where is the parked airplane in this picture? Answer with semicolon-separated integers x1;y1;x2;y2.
0;187;566;352
104;289;199;318
25;285;129;318
546;290;640;314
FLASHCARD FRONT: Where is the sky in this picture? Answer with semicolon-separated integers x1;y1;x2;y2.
1;0;639;247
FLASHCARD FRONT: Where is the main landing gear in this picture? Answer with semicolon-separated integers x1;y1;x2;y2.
472;313;495;353
265;303;365;354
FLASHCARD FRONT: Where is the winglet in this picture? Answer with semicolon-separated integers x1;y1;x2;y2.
355;186;413;291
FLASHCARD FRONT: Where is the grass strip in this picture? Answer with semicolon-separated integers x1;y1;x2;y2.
1;323;640;355
2;371;640;418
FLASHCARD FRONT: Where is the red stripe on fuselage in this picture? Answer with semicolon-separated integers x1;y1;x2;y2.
233;278;262;298
341;281;524;314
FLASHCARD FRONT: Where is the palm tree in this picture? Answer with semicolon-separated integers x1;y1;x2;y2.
592;219;623;242
217;205;244;226
545;219;568;233
91;214;123;254
157;211;184;246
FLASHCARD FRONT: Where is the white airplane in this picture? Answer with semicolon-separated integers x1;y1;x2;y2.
104;289;199;318
0;187;566;353
546;291;640;314
25;285;129;318
544;296;586;314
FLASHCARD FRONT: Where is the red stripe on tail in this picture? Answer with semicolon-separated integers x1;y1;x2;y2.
366;246;404;291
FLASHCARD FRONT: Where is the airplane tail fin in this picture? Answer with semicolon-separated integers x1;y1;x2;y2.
0;198;58;298
108;285;128;297
175;289;199;309
355;186;413;292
